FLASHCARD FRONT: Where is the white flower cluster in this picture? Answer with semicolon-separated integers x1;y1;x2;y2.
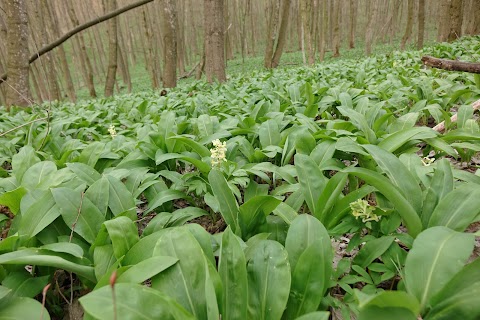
210;139;227;167
108;125;117;138
421;157;435;166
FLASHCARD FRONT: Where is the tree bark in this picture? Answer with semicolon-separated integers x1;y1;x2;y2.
270;0;291;68
264;0;280;68
5;0;30;108
204;0;226;82
161;0;178;88
104;0;118;97
417;0;425;49
448;0;464;42
400;0;414;50
421;56;480;73
438;0;452;41
365;0;378;56
348;0;357;49
331;0;340;57
0;0;154;84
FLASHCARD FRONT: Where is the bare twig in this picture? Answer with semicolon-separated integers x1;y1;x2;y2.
422;56;480;73
69;192;85;242
40;283;51;320
433;99;480;133
0;116;48;137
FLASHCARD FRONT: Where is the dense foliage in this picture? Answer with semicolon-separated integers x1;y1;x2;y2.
0;36;479;319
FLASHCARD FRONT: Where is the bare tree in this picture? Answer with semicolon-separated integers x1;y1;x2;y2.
349;0;357;49
161;0;178;87
417;0;425;49
5;0;30;107
104;0;118;96
400;0;414;50
204;0;226;82
331;0;340;57
264;0;291;68
448;0;464;42
365;0;378;56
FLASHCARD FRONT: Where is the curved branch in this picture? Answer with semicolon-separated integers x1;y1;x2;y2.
0;0;154;83
421;56;480;73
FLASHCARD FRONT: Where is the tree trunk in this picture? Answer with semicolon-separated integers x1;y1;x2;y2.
318;0;327;61
474;0;480;34
161;0;178;88
448;0;464;42
204;0;226;82
421;56;480;73
331;0;340;57
271;0;291;68
104;0;118;97
5;0;30;108
417;0;425;49
365;0;378;56
438;0;451;42
400;0;414;50
264;0;280;68
348;0;357;49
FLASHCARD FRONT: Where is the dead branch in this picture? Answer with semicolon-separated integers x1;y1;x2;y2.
178;61;201;80
421;56;480;74
433;99;480;133
0;0;154;83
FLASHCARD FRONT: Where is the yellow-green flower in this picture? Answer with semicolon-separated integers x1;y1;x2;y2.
108;125;117;138
350;199;381;223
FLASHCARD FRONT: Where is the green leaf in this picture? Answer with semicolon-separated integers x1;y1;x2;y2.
0;248;95;282
151;228;217;319
146;190;192;214
355;289;420;316
363;145;423;213
315;172;348;222
117;256;178;284
428;183;480;231
80;283;194;320
41;242;84;258
239;195;281;239
106;175;136;219
167;135;211;157
0;187;26;215
19;190;60;239
12;146;40;184
294;311;330;320
378;127;437;153
208;169;240;235
0;297;50;320
295;154;327;217
104;216;139;260
155;152;211;173
78;142;104;167
21;161;57;190
258;119;281;148
353;236;395;269
219;227;248;320
85;177;110;216
247;240;291;320
2;271;49;298
52;188;105;244
404;227;474;312
345;167;422;237
67;163;101;186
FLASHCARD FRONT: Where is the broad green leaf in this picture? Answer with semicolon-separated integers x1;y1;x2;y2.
208;169;240;235
167;135;211;157
0;297;50;320
106;175;136;219
295;154;327;217
151;228;216;319
104;216;139;260
80;283;194;320
78;142;104;167
355;290;420;317
52;188;105;244
85;177;110;216
93;245;116;282
21;161;57;190
239;195;281;239
117;256;178;284
219;227;248;320
67;163;101;187
146;190;192;214
315;172;348;222
426;258;480;320
404;227;474;312
378;127;437;153
294;311;330;320
0;248;95;282
0;187;26;215
247;240;291;320
345;167;422;237
41;242;84;258
258;119;281;149
19;190;60;238
155;152;211;173
353;236;395;269
428;184;480;231
12;146;40;184
2;271;49;298
363;145;422;213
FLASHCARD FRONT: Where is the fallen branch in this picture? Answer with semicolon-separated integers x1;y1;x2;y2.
178;61;201;80
433;99;480;132
0;0;154;83
421;56;480;74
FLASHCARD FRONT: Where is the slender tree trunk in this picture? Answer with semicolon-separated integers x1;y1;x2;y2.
141;8;159;88
264;0;280;68
161;0;178;88
448;0;464;42
474;0;480;34
318;0;327;61
417;0;425;49
204;0;226;82
365;0;378;56
400;0;414;50
5;0;30;108
331;0;340;57
104;0;118;97
348;0;357;49
271;0;291;68
438;0;451;41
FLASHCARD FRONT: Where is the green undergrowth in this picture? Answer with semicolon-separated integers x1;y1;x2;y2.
0;36;479;319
